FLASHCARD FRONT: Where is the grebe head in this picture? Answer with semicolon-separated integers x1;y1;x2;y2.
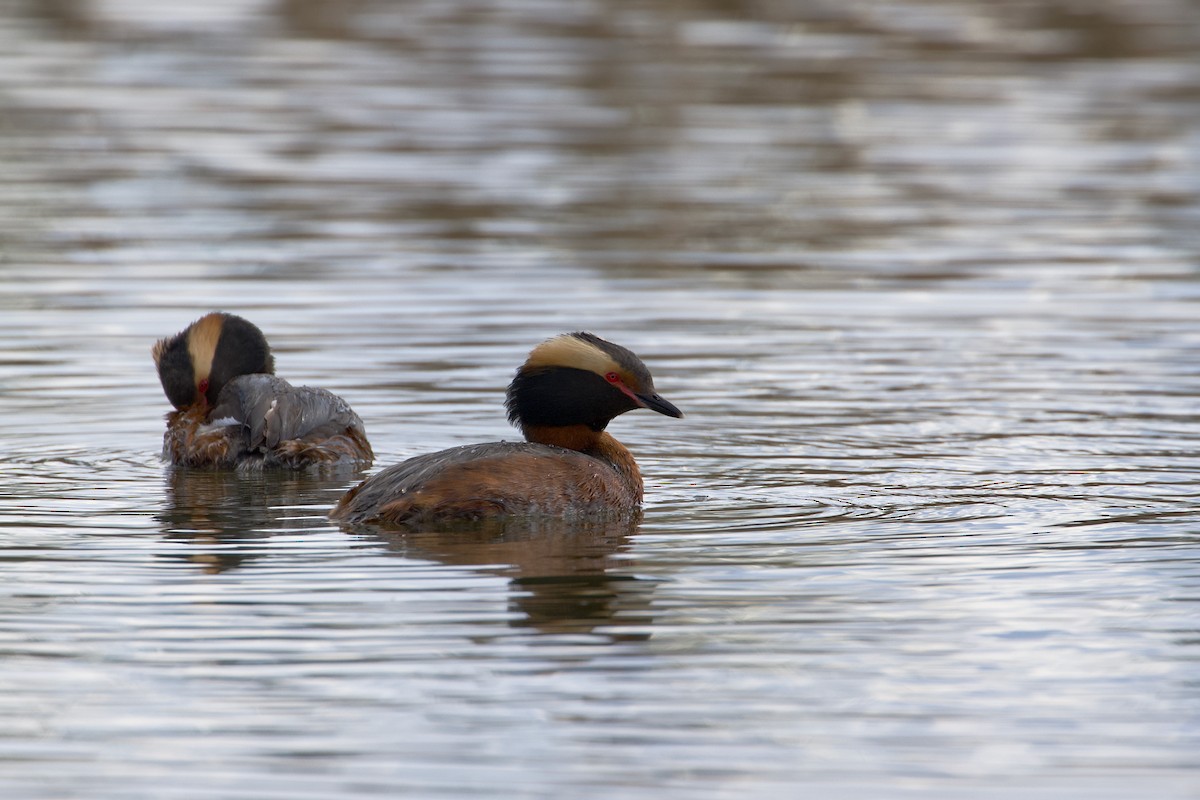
505;332;682;436
152;312;275;410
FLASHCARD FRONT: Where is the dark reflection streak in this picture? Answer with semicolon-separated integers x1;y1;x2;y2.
156;466;368;573
1053;509;1200;528
345;517;656;640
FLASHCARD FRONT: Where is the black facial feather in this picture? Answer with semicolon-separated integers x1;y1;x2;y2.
506;366;640;432
156;334;196;410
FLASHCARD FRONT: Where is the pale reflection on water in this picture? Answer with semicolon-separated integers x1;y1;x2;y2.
1;0;1198;798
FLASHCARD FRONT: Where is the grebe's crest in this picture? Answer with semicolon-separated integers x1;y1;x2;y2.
520;332;654;391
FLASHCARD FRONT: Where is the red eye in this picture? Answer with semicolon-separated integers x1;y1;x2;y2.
198;378;210;395
605;372;621;384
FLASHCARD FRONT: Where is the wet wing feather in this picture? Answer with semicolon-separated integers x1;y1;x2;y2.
210;374;370;462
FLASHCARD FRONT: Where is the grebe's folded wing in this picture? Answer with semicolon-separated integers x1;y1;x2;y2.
332;442;565;523
211;374;366;451
346;442;526;496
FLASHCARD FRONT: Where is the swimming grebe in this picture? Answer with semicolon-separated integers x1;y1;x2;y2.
330;332;682;526
152;312;373;469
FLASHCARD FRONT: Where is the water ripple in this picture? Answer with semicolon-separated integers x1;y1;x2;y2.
1;1;1199;798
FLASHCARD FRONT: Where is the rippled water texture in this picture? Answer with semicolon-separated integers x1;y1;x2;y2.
1;0;1198;797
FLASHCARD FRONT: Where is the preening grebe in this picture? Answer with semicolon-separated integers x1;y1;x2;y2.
330;332;682;526
152;312;373;469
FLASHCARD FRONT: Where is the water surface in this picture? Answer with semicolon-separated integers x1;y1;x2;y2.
1;0;1198;797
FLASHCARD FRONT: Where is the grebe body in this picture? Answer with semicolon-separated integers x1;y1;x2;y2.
331;332;680;526
153;312;373;470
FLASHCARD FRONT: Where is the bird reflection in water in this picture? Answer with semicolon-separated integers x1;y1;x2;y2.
351;516;657;640
160;468;657;638
156;466;359;573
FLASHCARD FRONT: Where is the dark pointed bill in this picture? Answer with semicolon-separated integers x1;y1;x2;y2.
637;392;683;419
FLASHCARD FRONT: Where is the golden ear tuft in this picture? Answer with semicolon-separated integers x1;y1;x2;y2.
524;333;621;378
186;313;225;380
151;338;166;366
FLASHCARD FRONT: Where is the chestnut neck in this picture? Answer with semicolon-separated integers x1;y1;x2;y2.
522;423;602;452
521;424;643;499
